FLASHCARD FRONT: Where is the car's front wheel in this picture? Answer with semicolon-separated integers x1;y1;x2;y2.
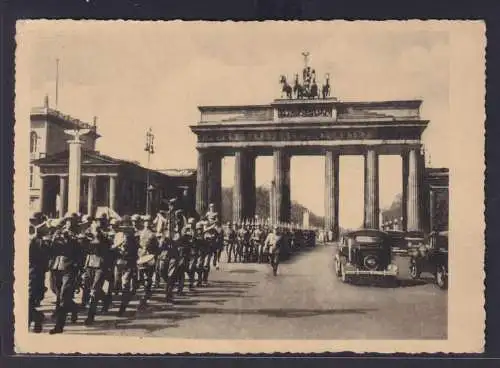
436;264;448;290
409;260;421;280
340;262;349;283
334;256;342;277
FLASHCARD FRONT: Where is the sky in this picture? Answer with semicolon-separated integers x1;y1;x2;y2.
19;21;451;228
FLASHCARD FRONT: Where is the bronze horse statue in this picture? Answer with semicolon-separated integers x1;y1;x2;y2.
310;78;319;99
279;75;292;99
322;74;331;99
293;74;305;99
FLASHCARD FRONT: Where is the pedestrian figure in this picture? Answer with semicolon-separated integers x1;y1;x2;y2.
265;225;283;276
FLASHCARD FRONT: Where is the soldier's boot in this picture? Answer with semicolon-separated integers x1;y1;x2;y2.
202;269;209;286
165;283;174;304
84;296;98;326
49;306;67;334
117;291;131;317
101;293;113;314
196;271;203;287
188;273;195;290
81;288;90;307
177;272;186;295
70;300;78;323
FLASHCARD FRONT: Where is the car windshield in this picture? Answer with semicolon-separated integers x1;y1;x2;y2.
354;235;382;243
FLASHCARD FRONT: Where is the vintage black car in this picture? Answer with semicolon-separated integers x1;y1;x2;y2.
408;231;448;289
334;229;398;283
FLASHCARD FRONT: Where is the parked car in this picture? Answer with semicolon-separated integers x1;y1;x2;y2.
334;229;399;284
408;230;448;289
385;230;407;253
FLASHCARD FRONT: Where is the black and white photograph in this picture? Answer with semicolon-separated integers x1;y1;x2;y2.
13;20;485;353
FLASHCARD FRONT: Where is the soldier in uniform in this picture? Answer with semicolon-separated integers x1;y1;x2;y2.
264;225;283;276
180;218;197;290
111;216;139;316
252;223;266;263
137;215;159;302
205;203;219;225
193;221;207;287
224;222;237;263
81;217;111;325
28;213;49;333
48;217;81;334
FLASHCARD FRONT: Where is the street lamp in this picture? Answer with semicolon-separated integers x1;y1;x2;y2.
145;127;155;215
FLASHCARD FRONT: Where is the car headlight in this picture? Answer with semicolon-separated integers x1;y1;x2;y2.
387;264;398;273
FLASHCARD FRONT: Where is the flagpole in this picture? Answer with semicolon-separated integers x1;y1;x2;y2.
55;58;59;108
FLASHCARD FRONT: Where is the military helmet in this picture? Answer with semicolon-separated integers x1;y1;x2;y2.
131;214;140;222
142;214;152;222
109;218;118;226
188;217;196;224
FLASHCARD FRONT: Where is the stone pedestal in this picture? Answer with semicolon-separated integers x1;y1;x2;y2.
363;148;379;229
67;139;83;215
324;150;339;239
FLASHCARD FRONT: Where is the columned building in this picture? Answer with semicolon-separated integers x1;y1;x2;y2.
29;96;99;213
191;98;429;239
29;97;196;218
381;167;449;235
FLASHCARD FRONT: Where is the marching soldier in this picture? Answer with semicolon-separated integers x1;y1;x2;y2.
264;225;283;276
205;203;219;225
211;221;224;270
180;218;197;290
224;222;237;263
81;217;111;326
137;215;159;302
28;212;49;333
194;221;208;287
48;217;81;334
252;223;266;263
111;216;139;316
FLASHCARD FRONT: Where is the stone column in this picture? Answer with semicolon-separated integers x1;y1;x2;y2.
324;150;339;239
363;148;379;229
233;150;245;224
407;148;422;231
273;149;291;224
245;153;256;221
109;176;116;212
429;188;436;232
67;139;83;214
270;180;276;225
38;176;47;213
196;150;209;216
58;176;67;218
401;151;409;231
207;152;222;218
87;176;96;216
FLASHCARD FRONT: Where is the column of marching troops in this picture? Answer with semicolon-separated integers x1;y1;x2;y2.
28;199;317;334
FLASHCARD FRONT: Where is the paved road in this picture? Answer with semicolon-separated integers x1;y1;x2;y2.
38;243;447;339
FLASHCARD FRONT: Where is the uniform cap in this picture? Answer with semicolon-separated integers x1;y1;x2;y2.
168;198;177;204
188;218;196;224
131;214;140;221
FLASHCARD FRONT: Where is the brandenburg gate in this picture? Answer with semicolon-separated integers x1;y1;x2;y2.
190;58;428;237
